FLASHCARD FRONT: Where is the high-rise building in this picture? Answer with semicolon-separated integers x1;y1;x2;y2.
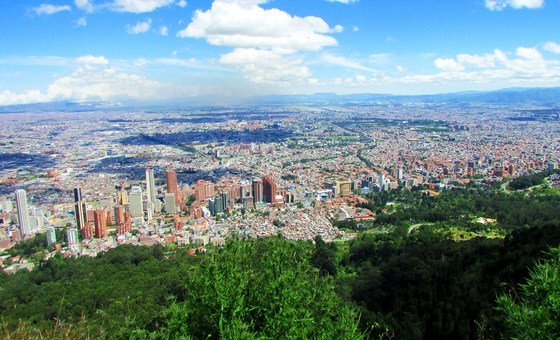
67;228;79;245
15;189;31;238
164;193;177;214
128;186;144;218
117;188;128;205
94;209;107;238
146;169;156;211
73;187;86;231
166;170;179;203
263;176;277;204
82;222;94;239
114;205;125;225
46;227;56;246
195;180;215;202
118;211;132;235
253;179;263;204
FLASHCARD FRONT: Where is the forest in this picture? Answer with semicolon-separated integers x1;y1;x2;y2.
1;184;560;338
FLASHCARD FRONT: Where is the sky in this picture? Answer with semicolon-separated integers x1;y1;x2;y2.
0;0;559;105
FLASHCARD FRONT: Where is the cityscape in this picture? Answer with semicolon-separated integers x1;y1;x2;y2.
1;0;560;338
2;101;558;268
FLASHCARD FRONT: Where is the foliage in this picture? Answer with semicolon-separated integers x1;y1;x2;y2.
496;247;560;339
144;237;360;338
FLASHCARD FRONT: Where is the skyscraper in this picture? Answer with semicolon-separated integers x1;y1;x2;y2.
46;227;56;246
164;193;177;214
146;169;156;210
263;176;277;204
195;180;215;202
67;228;79;245
94;209;107;238
166;170;179;203
253;179;263;204
15;189;31;237
128;186;144;219
73;187;86;231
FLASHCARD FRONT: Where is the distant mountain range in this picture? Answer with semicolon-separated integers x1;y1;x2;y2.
1;86;559;113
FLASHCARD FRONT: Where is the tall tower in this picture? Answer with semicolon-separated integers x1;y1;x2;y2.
146;169;156;210
253;179;263;204
15;189;31;237
166;170;179;203
73;188;86;231
263;176;277;204
128;186;144;219
94;209;107;238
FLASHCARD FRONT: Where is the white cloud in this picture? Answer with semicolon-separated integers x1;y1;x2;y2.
326;0;358;3
75;17;87;27
127;18;152;34
544;41;560;54
159;26;169;36
220;48;311;85
485;0;544;11
32;4;71;15
75;0;94;12
177;0;339;52
112;0;175;13
177;0;187;7
322;54;377;72
76;55;109;65
178;0;341;85
0;56;164;105
434;58;465;72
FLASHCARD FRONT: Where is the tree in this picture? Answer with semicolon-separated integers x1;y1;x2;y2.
496;247;560;339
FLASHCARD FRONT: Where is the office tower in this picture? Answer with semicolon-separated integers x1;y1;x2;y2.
118;211;132;235
73;188;83;202
195;180;215;202
67;228;79;244
46;227;56;246
398;168;404;181
263;176;277;204
129;186;144;218
253;179;263;204
146;169;156;211
73;187;86;231
166;170;179;203
82;222;94;239
243;196;254;209
164;193;177;214
94;209;107;238
114;205;125;225
117;188;128;205
15;189;31;237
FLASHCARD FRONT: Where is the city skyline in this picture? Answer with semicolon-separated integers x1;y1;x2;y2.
1;0;560;106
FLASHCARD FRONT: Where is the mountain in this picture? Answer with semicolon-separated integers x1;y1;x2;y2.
1;87;559;112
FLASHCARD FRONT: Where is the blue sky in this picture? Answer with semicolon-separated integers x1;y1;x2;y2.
0;0;559;104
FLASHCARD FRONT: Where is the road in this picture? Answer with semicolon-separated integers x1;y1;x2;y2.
407;223;433;235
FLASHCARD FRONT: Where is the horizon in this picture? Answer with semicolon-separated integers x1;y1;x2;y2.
1;0;560;106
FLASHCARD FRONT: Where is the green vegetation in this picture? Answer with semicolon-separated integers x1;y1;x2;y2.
496;247;560;338
509;169;559;190
2;186;560;338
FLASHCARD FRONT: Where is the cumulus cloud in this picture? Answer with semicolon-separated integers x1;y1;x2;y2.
75;0;94;12
177;0;187;7
112;0;175;13
75;17;87;27
434;58;465;72
178;0;339;52
76;55;109;65
0;56;164;105
178;0;342;84
220;48;311;85
485;0;544;11
159;26;169;36
32;4;71;15
127;18;152;34
544;41;560;54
